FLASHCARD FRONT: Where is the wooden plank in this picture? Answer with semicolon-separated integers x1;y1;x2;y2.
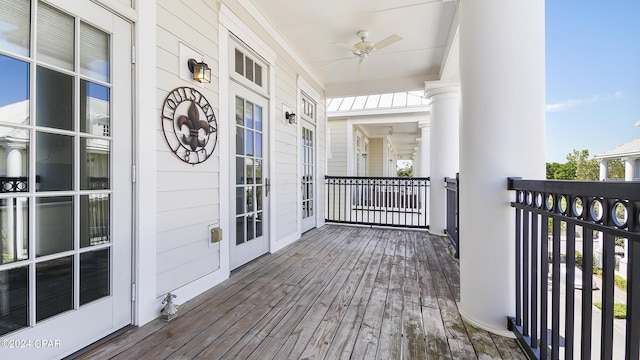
298;229;384;359
490;332;529;359
422;306;453;359
402;232;427;359
448;338;479;359
322;229;386;360
350;229;399;359
375;230;405;360
272;229;376;359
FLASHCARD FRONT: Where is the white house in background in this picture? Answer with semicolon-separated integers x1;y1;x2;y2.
593;138;640;279
0;0;546;358
595;137;640;181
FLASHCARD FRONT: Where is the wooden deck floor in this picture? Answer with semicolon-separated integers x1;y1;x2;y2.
78;225;526;360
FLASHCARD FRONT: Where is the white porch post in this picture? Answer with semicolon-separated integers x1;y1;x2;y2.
426;86;460;235
599;159;609;181
418;123;430;178
413;145;421;177
458;0;546;335
624;157;635;181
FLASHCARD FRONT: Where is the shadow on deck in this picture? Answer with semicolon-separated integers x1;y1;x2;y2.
77;225;526;359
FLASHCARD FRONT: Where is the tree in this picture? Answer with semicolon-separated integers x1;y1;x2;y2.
546;161;576;180
397;163;413;177
608;158;625;179
566;149;599;180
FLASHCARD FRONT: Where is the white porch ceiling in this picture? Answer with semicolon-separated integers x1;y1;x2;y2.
249;0;459;97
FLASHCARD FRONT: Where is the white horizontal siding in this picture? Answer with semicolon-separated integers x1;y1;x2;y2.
155;0;221;296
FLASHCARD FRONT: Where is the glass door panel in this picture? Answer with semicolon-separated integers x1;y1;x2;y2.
230;82;268;269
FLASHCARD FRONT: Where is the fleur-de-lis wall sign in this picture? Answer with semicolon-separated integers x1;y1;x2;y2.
161;87;218;164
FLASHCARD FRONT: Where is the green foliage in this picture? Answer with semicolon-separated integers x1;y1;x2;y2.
614;274;627;290
546;149;601;180
546;161;576;180
593;302;627;319
608;159;625;179
397;164;413;177
566;149;599;180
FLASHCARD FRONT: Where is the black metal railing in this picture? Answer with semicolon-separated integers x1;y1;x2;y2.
508;178;640;359
1;176;29;192
445;173;459;258
325;176;429;229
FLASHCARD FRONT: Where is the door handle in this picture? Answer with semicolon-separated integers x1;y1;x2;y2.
265;177;270;197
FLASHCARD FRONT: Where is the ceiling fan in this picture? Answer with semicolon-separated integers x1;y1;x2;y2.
328;30;402;74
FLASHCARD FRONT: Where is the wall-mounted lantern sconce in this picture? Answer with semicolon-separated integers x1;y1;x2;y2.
362;153;368;158
187;58;211;83
285;111;297;124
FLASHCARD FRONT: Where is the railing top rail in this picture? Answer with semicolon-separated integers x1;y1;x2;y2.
508;177;640;201
325;175;430;181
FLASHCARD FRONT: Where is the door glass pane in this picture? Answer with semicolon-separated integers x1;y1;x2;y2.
234;49;243;76
36;132;73;191
37;2;74;70
36;196;73;257
235;216;244;245
0;0;30;56
0;266;28;335
36;66;74;130
254;65;262;87
80;22;109;82
255;160;262;184
0;197;29;264
254;104;262;131
245;58;254;83
256;187;262;211
245;102;253;129
235;188;244;215
80;249;110;305
246;214;254;241
0;127;28;180
36;256;73;322
246;187;254;213
80;81;110;135
235;97;243;125
245;129;253;156
235;126;244;155
80;138;110;190
255;133;262;157
0;55;29;125
245;158;254;184
256;212;262;237
80;194;110;248
236;157;244;185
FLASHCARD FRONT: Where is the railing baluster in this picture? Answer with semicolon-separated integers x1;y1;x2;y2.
627;235;640;359
515;204;522;327
602;233;615;359
530;210;539;350
540;212;549;360
582;226;593;359
565;221;576;359
552;215;561;359
523;207;530;337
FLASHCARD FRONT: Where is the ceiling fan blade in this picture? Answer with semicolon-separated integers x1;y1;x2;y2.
372;34;402;51
333;42;358;52
320;56;356;67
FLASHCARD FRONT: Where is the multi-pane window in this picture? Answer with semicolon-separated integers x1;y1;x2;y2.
235;48;264;87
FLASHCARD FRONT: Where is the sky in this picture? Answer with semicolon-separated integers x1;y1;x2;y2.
545;1;640;163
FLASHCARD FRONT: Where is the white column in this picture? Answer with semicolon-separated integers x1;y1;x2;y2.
426;87;460;235
599;159;609;181
458;0;546;336
624;157;635;181
413;145;421;177
418;123;430;178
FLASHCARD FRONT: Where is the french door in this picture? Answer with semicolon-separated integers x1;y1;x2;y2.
229;81;269;269
301;121;316;233
0;1;132;358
